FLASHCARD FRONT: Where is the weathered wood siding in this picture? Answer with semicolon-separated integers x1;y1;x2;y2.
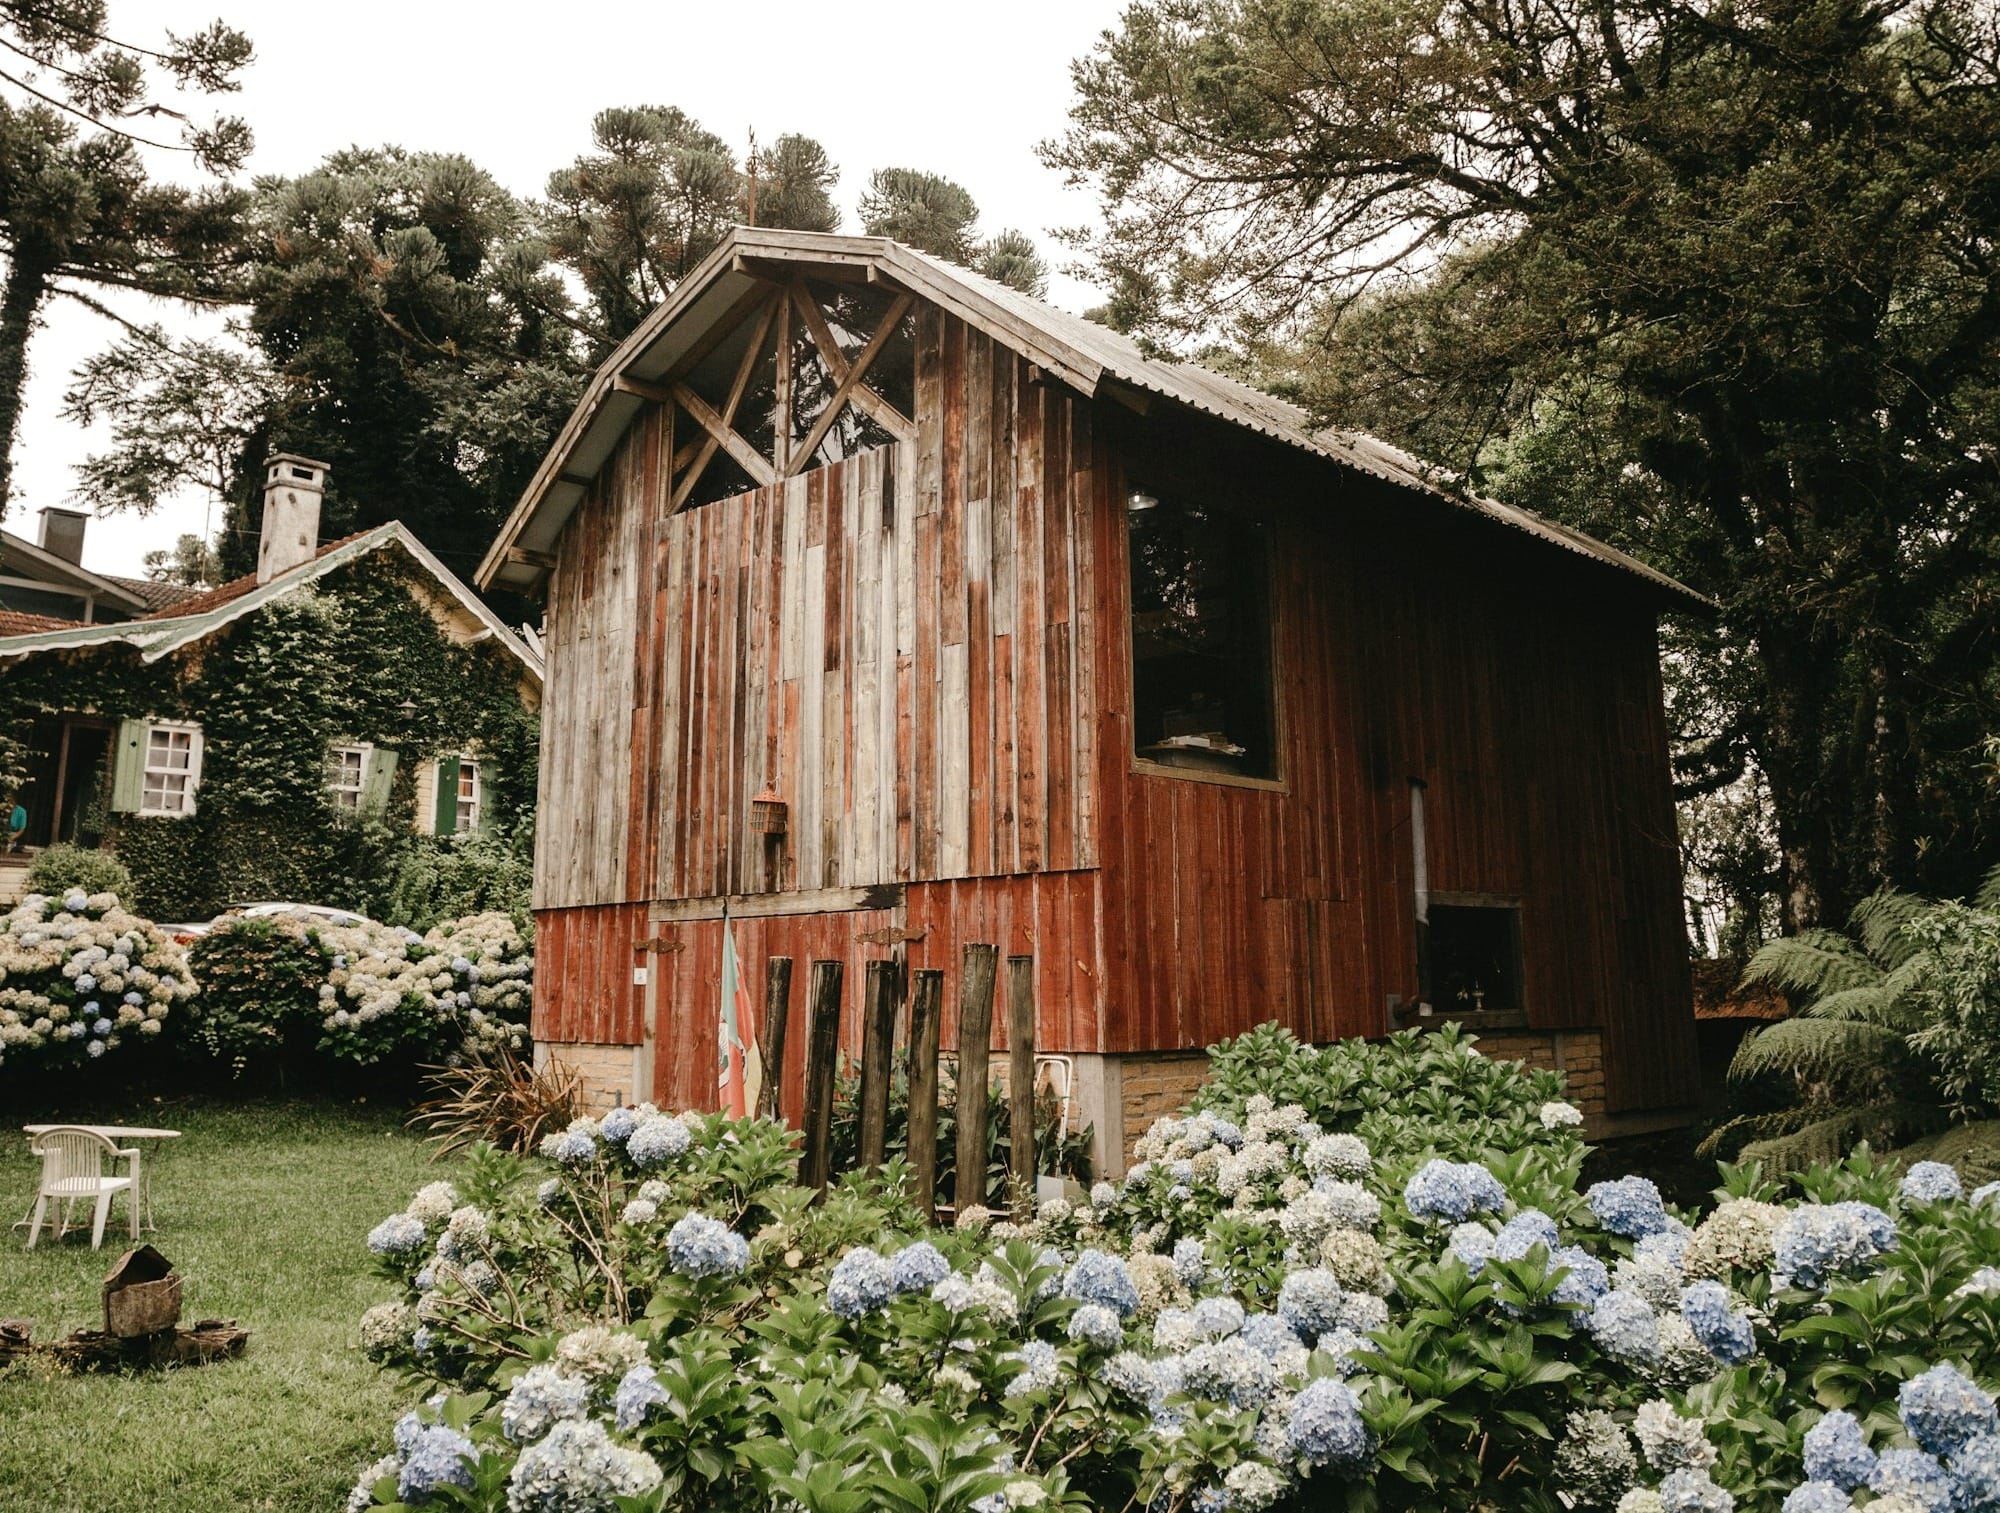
633;308;1095;901
529;290;1697;1115
534;901;651;1045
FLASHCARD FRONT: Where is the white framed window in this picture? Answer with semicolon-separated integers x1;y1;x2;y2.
140;723;203;816
454;758;481;834
328;743;368;811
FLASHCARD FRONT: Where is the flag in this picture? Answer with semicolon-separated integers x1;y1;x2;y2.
719;926;759;1118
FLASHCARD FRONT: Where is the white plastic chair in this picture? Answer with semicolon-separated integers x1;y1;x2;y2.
26;1127;138;1249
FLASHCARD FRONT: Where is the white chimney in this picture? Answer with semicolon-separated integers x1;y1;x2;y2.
38;506;87;565
258;453;328;584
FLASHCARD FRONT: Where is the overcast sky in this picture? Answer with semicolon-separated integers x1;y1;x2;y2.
8;0;1124;578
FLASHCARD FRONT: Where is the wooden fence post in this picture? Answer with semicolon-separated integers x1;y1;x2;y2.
954;944;999;1212
757;956;793;1123
905;968;944;1219
1007;954;1036;1217
799;960;844;1194
857;960;900;1173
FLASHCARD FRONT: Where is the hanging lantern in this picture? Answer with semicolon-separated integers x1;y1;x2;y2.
751;790;789;837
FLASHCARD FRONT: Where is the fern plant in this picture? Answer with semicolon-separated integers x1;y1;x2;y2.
1701;867;2000;1171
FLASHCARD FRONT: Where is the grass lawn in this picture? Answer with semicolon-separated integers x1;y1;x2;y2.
0;1098;446;1513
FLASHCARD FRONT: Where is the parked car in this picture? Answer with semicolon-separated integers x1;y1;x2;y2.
164;902;376;942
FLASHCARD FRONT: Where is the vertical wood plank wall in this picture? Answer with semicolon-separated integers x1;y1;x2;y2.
529;296;1698;1114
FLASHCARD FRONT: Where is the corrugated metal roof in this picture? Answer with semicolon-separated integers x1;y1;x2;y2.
478;228;1706;609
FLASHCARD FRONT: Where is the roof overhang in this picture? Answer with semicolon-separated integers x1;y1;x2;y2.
477;228;1710;613
0;527;153;614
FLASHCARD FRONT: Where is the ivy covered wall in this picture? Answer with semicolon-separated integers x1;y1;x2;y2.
0;557;539;921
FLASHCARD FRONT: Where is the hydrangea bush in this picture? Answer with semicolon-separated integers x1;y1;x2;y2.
0;890;192;1070
348;1023;2000;1513
188;908;529;1070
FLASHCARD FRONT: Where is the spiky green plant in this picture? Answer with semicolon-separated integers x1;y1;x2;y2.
1700;867;2000;1171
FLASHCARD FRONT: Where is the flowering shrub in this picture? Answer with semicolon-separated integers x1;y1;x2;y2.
0;890;191;1071
348;1022;2000;1513
188;908;529;1071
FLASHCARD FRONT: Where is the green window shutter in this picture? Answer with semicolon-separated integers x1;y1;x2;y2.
360;747;398;816
109;719;150;813
434;755;462;834
476;761;500;835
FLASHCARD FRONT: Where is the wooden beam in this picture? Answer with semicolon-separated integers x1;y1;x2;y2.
905;968;944;1219
673;381;777;488
1007;955;1036;1218
612;374;674;404
772;290;793;476
857;961;899;1172
789;281;916;444
669;293;780;511
789;290;918;474
503;546;556;571
799;960;844;1195
954;944;999;1211
649;883;906;923
757;956;793;1123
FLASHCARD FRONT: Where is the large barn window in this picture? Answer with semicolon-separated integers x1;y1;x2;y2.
1126;488;1277;780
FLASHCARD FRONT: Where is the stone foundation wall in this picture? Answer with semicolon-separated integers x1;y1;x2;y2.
536;1041;645;1112
1468;1029;1607;1114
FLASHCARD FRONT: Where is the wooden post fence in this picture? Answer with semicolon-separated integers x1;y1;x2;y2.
799;960;843;1194
1007;954;1036;1217
905;968;944;1219
954;944;999;1212
857;960;900;1173
756;956;793;1122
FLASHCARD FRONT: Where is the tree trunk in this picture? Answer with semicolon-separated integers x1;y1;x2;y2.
0;246;53;521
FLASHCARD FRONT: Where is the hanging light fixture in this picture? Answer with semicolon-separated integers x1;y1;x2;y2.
1126;489;1160;514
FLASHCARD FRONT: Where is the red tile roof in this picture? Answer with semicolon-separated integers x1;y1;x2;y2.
104;574;202;611
0;609;82;636
141;530;380;620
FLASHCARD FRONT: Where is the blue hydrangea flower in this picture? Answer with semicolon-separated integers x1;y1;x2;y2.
1588;1289;1662;1364
1901;1161;1964;1203
1952;1430;2000;1513
1550;1246;1610;1309
1193;1295;1246;1338
1103;1351;1155;1400
1090;1181;1116;1208
1493;1209;1561;1261
1179;1335;1280;1409
501;1363;590;1442
889;1241;949;1294
1775;1205;1896;1289
507;1418;661;1512
1404;1160;1507;1222
1803;1410;1876;1492
1974;1182;2000;1208
1680;1281;1756;1366
599;1107;637;1144
545;1128;597;1165
827;1246;895;1316
1172;1237;1206;1286
1871;1448;1955;1513
1068;1302;1123;1350
1448;1222;1497;1275
1660;1468;1736;1513
1899;1364;1998;1457
535;1178;562;1209
1586;1176;1671;1239
367;1213;427;1256
1637;1226;1692;1268
1004;1340;1060;1397
1779;1482;1850;1513
1277;1269;1346;1342
1220;1314;1289;1368
614;1362;668;1430
665;1213;750;1278
626;1114;692;1167
397;1424;475;1503
1288;1377;1377;1470
1064;1249;1140;1318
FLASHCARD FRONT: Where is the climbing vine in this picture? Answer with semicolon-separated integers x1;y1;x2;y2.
0;557;538;921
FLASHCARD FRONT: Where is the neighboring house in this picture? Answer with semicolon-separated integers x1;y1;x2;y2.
0;456;542;918
479;228;1704;1162
0;508;199;624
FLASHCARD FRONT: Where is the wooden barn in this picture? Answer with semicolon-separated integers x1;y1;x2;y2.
477;228;1705;1165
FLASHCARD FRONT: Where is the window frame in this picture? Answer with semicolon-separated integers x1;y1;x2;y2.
138;721;204;818
453;756;481;835
1123;490;1288;792
327;742;370;813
